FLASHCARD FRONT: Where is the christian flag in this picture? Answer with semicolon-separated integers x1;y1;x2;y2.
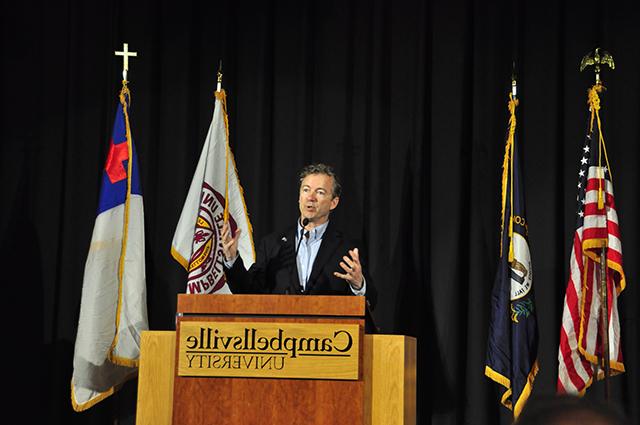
71;84;149;411
171;89;255;294
557;84;626;395
485;92;539;419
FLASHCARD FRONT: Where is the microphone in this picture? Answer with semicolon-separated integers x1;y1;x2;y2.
294;218;310;294
294;218;310;259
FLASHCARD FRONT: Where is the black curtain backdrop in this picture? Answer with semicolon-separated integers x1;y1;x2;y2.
2;1;638;424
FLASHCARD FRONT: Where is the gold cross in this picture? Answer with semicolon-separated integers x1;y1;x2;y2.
115;43;138;80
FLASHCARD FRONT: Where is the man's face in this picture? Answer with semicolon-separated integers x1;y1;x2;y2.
298;173;340;226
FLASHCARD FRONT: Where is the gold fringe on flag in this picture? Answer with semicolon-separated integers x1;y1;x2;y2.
500;93;519;262
107;81;138;368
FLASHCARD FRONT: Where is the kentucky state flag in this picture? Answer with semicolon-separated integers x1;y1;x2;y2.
71;84;149;411
485;92;539;419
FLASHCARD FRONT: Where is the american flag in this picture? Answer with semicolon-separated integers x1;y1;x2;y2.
557;85;627;395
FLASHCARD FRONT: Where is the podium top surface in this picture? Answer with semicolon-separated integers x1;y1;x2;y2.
177;294;365;317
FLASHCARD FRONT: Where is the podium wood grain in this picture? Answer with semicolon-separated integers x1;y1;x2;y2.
136;332;416;425
364;335;416;425
176;293;365;316
136;331;176;425
172;294;366;425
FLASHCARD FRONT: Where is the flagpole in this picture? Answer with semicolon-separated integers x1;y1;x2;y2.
580;47;615;402
511;62;517;99
599;247;611;401
215;61;230;224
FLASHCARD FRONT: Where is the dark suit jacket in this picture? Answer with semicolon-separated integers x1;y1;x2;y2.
225;221;377;310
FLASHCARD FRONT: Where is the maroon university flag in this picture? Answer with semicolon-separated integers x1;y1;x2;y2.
171;89;255;294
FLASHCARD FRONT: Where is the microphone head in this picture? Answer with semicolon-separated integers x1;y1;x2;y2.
301;217;310;226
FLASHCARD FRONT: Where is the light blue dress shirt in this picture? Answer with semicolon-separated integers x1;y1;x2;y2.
295;221;328;289
296;220;366;295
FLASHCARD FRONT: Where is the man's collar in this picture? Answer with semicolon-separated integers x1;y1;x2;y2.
297;219;329;242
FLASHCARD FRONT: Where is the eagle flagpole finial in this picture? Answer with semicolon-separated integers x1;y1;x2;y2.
580;47;615;85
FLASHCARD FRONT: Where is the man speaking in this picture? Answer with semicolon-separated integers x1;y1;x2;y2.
221;163;376;309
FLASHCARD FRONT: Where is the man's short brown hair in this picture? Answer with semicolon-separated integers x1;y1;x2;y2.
298;163;342;198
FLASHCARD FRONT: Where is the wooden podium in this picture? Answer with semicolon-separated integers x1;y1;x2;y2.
136;294;416;425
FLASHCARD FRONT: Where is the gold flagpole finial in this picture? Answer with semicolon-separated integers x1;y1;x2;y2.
580;47;615;85
511;61;517;99
217;60;223;92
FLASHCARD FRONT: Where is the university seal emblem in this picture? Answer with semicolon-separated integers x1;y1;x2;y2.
187;182;238;294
